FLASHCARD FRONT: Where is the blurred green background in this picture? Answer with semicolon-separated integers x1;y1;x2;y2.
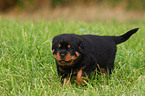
0;0;145;11
0;0;145;22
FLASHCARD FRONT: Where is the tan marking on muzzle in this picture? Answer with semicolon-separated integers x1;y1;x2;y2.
65;52;73;61
53;51;80;66
53;52;61;61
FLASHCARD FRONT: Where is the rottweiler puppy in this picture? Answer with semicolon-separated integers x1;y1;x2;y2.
52;28;139;85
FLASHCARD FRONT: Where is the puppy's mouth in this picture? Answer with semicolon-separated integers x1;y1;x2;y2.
53;51;80;66
58;60;72;64
57;59;74;66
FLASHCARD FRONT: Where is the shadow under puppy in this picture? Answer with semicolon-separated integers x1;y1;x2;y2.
52;28;139;85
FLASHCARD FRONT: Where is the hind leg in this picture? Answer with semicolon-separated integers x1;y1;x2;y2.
105;46;116;74
105;55;116;74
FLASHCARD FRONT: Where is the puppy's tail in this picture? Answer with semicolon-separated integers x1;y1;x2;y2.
113;28;139;44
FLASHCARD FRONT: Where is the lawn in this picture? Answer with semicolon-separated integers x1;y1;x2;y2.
0;19;145;95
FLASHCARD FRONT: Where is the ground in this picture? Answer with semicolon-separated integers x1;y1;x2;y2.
0;19;144;95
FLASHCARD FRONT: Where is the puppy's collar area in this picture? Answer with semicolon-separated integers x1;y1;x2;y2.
58;66;86;75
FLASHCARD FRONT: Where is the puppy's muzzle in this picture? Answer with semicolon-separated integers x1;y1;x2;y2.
59;50;67;59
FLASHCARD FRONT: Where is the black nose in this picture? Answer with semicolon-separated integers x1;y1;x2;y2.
59;50;67;58
60;53;65;58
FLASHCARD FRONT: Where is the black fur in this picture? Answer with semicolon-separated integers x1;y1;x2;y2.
52;28;139;84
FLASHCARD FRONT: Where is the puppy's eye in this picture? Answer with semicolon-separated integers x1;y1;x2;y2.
68;45;71;48
58;44;61;48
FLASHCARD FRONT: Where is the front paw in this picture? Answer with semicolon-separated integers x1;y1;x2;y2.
62;77;71;86
76;69;88;85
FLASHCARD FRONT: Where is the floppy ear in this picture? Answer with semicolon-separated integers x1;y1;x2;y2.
78;39;84;53
52;36;60;50
52;43;54;50
52;37;57;50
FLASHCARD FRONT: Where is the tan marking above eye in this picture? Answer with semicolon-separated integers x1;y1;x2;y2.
68;45;71;48
58;44;61;47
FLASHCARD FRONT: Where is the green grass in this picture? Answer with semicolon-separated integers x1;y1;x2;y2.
0;19;145;95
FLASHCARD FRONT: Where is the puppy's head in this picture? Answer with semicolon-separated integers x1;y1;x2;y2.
52;34;83;66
